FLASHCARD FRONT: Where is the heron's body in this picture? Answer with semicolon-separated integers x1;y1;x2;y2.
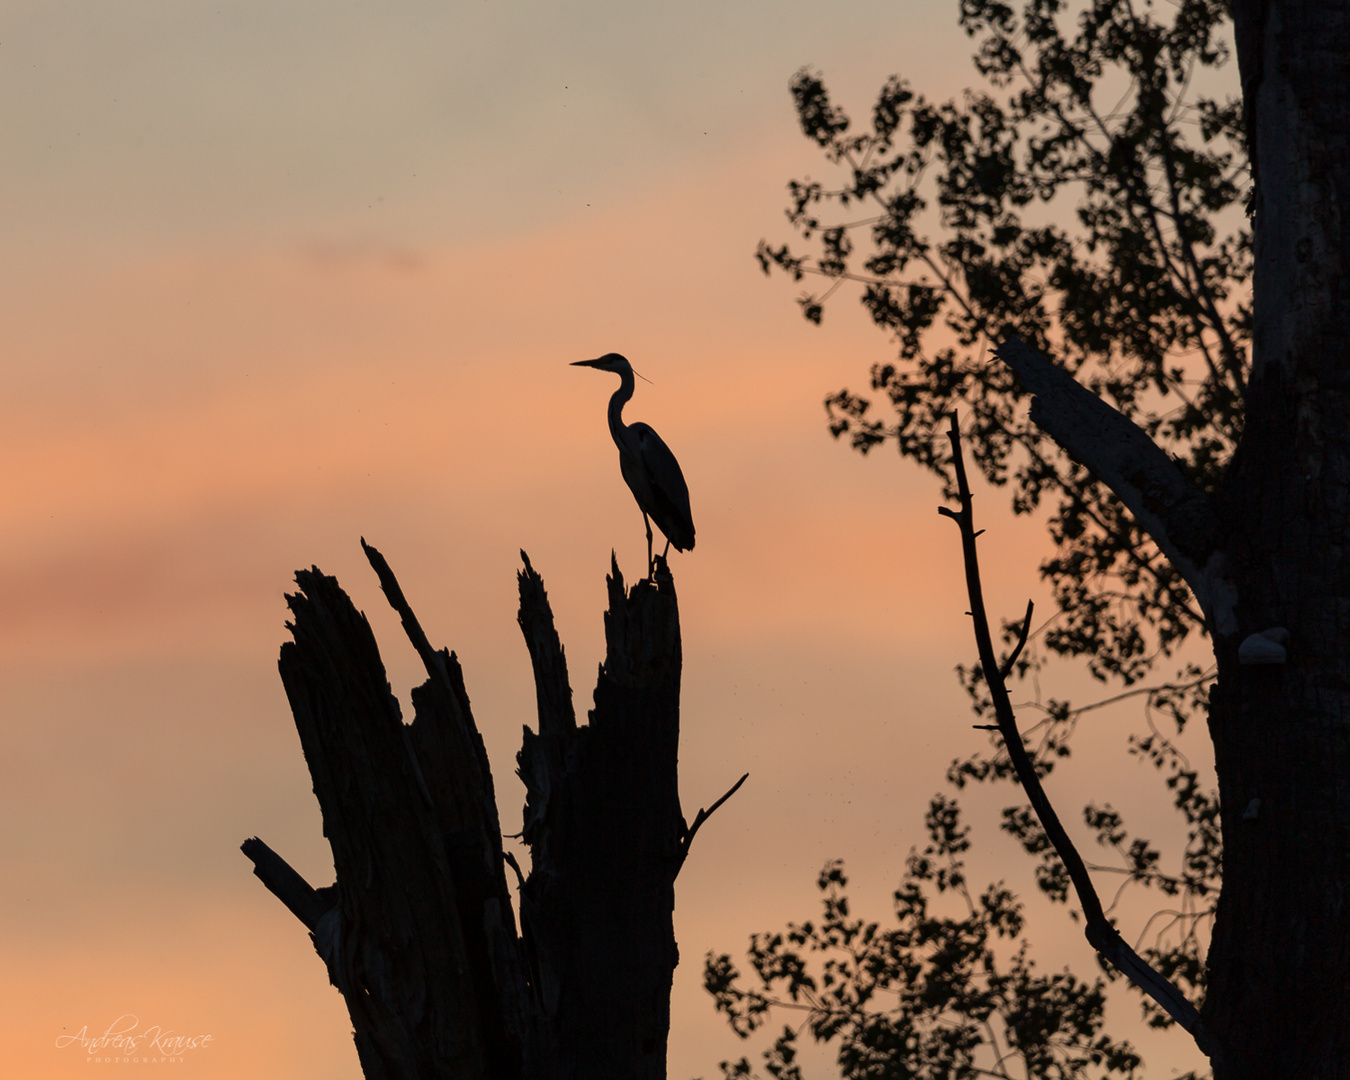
573;353;695;573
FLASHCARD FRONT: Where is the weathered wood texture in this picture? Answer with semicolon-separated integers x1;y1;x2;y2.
243;542;699;1080
516;552;684;1079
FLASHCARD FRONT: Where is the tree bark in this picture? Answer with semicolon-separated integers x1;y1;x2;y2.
995;3;1350;1072
1206;3;1350;1075
243;543;717;1079
516;552;684;1078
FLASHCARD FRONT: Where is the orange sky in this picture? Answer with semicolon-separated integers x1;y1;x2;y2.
0;4;1217;1078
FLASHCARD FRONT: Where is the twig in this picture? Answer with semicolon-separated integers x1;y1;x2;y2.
938;412;1210;1057
999;600;1035;682
679;772;750;866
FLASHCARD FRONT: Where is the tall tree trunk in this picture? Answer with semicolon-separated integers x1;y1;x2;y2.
995;4;1350;1071
1206;3;1350;1075
243;543;712;1079
998;1;1350;1071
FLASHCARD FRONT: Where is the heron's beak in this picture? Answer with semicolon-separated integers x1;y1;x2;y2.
570;357;607;369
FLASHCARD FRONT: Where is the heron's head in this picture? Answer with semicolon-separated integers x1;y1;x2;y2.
571;352;632;375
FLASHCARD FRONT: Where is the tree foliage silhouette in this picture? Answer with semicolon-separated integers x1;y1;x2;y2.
763;0;1245;685
707;798;1145;1080
709;1;1247;1074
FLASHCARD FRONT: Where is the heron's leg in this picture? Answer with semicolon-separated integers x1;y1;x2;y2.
644;513;655;578
661;538;671;559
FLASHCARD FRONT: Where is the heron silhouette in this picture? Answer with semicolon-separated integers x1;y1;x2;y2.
572;353;695;577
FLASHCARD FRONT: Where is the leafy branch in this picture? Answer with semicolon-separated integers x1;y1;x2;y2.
761;0;1249;689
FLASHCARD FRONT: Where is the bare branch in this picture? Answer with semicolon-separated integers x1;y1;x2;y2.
680;772;750;866
940;413;1211;1056
993;338;1234;634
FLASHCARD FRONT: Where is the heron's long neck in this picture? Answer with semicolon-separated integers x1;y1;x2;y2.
607;369;635;446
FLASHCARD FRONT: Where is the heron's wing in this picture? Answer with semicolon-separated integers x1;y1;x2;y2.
629;422;696;551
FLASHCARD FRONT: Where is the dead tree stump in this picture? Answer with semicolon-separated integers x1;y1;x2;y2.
243;542;733;1080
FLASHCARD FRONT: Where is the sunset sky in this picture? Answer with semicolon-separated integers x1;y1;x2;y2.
0;3;1217;1077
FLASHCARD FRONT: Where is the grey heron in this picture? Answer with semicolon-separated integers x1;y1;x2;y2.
571;353;695;576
